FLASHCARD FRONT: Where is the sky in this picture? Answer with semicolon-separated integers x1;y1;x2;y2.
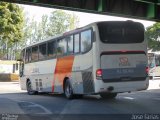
21;4;155;28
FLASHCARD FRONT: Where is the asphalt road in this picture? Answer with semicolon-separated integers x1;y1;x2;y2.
0;81;160;120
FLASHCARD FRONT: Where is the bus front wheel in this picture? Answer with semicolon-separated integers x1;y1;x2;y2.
64;79;74;99
26;80;38;95
100;93;117;99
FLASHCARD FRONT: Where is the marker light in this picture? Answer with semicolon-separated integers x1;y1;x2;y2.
146;67;149;74
96;69;102;77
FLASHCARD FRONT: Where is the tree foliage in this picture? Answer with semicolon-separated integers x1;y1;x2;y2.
0;2;24;59
145;23;160;51
0;2;24;44
23;16;38;44
23;10;79;45
46;10;79;36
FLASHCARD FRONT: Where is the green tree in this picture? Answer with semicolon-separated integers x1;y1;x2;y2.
37;14;49;40
21;13;39;46
0;2;24;59
21;14;33;46
146;23;160;51
22;10;79;45
22;15;44;45
46;10;79;37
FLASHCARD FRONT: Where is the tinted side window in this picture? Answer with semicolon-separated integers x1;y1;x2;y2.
32;46;38;61
81;30;92;53
98;21;144;43
25;48;31;63
155;56;160;66
47;41;57;58
21;49;25;61
74;34;80;54
67;35;73;54
57;39;67;56
39;43;47;60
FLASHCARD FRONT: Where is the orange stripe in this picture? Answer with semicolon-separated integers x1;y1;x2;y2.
52;56;74;92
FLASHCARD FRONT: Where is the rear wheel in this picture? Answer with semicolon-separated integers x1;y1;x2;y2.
26;80;38;95
100;93;117;99
64;79;74;99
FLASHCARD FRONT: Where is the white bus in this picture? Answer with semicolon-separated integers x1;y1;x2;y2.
19;21;149;99
148;52;160;79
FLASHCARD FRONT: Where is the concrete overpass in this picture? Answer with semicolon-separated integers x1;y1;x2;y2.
1;0;160;22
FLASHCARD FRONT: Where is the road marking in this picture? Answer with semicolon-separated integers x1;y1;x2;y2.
123;97;135;100
13;100;52;114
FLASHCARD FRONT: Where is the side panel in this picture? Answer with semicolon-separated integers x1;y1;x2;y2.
20;59;57;92
72;49;94;94
53;56;74;93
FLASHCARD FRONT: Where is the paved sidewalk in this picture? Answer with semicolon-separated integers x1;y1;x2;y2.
0;81;23;93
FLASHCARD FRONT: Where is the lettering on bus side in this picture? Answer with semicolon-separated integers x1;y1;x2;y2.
32;68;39;73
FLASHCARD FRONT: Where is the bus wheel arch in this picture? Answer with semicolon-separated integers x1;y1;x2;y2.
63;77;68;92
26;78;38;95
63;77;74;99
26;78;30;85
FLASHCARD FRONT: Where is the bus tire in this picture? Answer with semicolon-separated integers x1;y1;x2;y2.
64;79;74;99
26;80;38;95
100;93;117;99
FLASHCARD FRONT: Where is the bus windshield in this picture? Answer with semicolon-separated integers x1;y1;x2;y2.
97;21;144;43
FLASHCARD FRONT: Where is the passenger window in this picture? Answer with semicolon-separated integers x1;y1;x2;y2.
57;39;67;56
47;41;57;58
21;49;25;61
67;35;73;54
25;48;31;63
32;46;39;61
81;30;92;53
39;43;47;60
74;34;80;54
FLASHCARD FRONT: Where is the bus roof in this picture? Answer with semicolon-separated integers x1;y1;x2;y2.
23;22;96;49
23;20;140;49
